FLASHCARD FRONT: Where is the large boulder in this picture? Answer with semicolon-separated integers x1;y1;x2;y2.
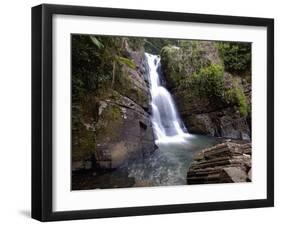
187;142;251;184
94;91;155;169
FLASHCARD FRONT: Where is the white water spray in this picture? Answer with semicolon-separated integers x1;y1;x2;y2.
145;53;191;145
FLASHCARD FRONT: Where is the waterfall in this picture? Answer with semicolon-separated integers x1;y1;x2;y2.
145;53;191;145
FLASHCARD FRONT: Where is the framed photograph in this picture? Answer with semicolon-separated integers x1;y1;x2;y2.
32;4;274;221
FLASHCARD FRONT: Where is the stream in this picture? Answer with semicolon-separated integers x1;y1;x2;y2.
125;54;218;186
72;53;218;190
127;135;217;186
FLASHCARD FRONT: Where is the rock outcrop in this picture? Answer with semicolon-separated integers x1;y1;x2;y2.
160;41;251;140
187;141;251;184
94;90;155;169
186;107;251;140
72;38;155;171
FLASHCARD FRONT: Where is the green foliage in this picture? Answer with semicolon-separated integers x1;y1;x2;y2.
160;45;185;86
188;64;225;100
71;35;128;162
71;35;146;163
116;56;136;69
160;40;250;118
90;36;104;49
218;42;251;73
96;104;122;142
114;70;131;94
72;106;96;160
72;35;139;100
144;38;179;54
160;41;212;89
185;64;249;116
72;35;136;96
72;35;110;102
226;86;249;117
183;41;208;71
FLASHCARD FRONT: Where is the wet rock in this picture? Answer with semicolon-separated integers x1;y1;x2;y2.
186;107;251;140
187;114;216;136
187;141;251;184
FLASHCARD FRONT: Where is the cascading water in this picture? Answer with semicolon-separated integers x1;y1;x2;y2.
145;53;191;145
103;53;218;187
74;51;219;189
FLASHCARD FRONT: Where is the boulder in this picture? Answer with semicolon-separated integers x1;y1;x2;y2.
94;91;155;169
187;141;251;184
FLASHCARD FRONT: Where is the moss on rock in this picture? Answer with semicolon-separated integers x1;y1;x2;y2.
96;103;123;142
226;86;249;117
72;125;96;162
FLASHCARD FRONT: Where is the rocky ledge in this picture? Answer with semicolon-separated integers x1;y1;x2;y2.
187;141;251;184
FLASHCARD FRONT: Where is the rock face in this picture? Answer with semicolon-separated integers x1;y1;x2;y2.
94;91;155;169
72;39;155;171
187;142;251;184
180;72;251;140
160;41;251;140
187;107;251;140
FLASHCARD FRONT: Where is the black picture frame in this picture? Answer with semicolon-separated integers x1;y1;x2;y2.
32;3;274;222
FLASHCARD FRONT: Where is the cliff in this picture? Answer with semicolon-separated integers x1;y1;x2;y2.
72;36;155;171
160;41;251;140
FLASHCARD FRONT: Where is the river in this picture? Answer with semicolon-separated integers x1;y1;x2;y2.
72;53;218;190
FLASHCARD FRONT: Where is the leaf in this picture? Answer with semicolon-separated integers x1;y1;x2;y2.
116;56;136;69
90;36;104;49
